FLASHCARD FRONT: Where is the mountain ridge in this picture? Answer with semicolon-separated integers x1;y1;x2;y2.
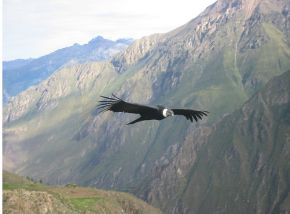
146;70;290;213
3;36;133;102
3;0;290;213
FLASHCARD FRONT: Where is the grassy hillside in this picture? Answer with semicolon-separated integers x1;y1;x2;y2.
3;0;290;213
181;70;290;213
3;171;162;214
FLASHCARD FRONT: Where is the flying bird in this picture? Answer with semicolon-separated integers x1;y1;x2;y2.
97;94;209;125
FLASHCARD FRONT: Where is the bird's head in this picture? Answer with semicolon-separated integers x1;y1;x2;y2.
162;108;174;118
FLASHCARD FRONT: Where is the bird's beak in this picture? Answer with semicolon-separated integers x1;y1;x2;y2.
168;110;174;117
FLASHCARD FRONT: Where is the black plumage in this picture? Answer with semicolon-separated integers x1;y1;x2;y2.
97;94;209;125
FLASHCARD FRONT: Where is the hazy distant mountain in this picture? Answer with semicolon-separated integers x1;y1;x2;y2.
3;36;133;102
3;0;290;213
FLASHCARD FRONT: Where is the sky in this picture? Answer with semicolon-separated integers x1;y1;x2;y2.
3;0;216;61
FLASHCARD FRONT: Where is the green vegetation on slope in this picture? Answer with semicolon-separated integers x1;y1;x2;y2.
3;171;162;214
3;0;290;213
179;70;290;214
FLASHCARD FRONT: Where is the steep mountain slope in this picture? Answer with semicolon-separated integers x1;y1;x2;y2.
147;70;290;213
3;171;162;214
3;0;290;213
3;36;133;101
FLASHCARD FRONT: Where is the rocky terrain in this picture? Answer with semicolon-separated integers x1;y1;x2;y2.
3;171;162;214
3;0;290;213
147;70;290;213
3;36;133;102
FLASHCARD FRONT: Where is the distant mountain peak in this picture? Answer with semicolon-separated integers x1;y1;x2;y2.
116;38;134;44
3;0;290;213
88;36;106;44
88;36;134;45
3;35;133;101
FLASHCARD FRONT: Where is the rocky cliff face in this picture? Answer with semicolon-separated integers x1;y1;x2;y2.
147;70;290;213
3;0;290;213
3;36;133;102
3;62;117;123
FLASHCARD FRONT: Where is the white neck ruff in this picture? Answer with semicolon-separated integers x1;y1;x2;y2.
162;109;169;117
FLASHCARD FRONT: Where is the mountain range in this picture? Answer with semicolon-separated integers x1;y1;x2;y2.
3;36;133;102
3;0;290;213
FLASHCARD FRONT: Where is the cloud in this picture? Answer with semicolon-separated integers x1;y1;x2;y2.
3;0;216;60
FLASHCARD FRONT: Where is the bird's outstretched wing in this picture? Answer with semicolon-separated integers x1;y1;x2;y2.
172;108;209;122
97;94;157;115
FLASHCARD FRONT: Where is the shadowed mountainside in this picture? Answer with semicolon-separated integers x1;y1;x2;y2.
147;70;290;213
3;0;290;213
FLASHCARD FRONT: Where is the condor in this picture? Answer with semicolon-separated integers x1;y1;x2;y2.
97;94;209;125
